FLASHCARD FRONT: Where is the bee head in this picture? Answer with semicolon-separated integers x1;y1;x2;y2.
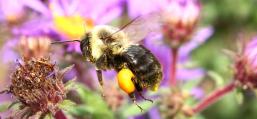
80;32;94;62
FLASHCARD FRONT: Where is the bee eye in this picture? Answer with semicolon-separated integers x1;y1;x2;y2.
117;68;135;94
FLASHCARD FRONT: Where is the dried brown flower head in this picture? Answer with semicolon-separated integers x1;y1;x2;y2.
3;58;73;118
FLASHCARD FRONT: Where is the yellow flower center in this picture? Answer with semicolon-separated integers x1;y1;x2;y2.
53;15;94;39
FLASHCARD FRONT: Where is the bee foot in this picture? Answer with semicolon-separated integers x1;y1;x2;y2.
145;99;154;103
0;90;9;94
138;92;153;103
134;101;144;112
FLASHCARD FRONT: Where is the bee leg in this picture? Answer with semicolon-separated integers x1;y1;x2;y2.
129;93;143;112
138;92;153;103
96;70;105;97
130;78;154;103
0;90;9;94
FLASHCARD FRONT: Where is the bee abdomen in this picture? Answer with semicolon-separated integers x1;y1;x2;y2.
122;45;162;90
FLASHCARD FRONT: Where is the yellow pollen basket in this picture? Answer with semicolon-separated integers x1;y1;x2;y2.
117;68;136;94
53;15;94;39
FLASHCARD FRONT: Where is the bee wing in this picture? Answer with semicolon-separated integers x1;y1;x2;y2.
122;12;163;44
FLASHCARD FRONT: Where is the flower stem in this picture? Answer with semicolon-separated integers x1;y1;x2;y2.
54;110;67;119
192;82;236;113
170;48;178;86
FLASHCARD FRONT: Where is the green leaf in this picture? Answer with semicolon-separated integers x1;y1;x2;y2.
0;103;9;112
120;101;155;118
235;88;243;105
207;71;224;86
64;77;77;90
44;114;54;119
58;100;76;112
72;83;115;119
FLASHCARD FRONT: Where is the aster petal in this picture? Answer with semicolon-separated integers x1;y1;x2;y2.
49;0;65;16
246;36;257;50
0;39;19;64
179;26;214;61
245;37;257;66
60;0;80;15
149;107;161;119
190;87;204;99
95;3;123;24
127;0;162;18
0;0;24;21
0;9;3;20
177;68;205;81
12;17;54;36
21;0;50;17
77;0;122;24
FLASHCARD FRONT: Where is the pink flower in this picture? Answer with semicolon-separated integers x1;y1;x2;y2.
161;0;201;47
127;0;201;47
234;37;257;89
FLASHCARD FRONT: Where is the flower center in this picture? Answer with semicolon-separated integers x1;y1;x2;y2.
53;15;94;39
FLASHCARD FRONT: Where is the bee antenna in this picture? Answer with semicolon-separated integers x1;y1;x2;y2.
51;40;81;44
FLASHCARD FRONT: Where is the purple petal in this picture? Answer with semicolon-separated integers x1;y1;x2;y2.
0;39;19;64
80;0;122;24
177;68;205;81
0;0;25;20
179;26;214;61
12;17;54;36
127;0;162;18
149;107;161;119
66;43;82;53
60;0;80;15
190;87;204;99
49;0;65;16
21;0;50;17
96;3;122;24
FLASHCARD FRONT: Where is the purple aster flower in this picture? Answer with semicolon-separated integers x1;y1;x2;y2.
0;0;49;24
0;0;25;23
14;0;122;52
48;0;123;52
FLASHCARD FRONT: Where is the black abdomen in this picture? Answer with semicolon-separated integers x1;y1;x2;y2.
122;45;162;90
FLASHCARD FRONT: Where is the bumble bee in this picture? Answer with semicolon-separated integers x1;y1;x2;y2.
53;16;163;110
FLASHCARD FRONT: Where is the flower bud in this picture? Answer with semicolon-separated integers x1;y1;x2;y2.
234;37;257;89
160;90;185;118
0;0;25;24
162;0;201;48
